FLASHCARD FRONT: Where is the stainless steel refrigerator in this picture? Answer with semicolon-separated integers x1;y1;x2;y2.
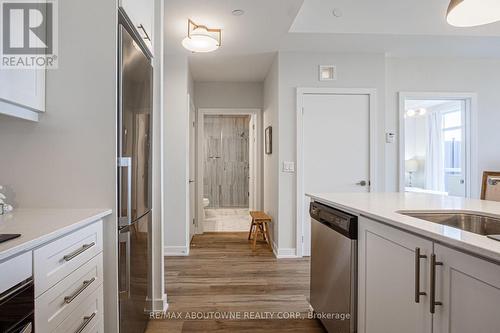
118;11;153;333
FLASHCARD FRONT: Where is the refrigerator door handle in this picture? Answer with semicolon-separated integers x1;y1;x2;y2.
118;157;132;227
119;229;131;298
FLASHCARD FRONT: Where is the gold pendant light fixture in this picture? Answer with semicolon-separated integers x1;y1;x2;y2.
447;0;500;27
182;19;222;53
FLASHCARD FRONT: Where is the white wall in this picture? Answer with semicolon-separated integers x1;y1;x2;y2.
263;55;280;247
150;0;166;312
164;55;190;255
194;82;263;109
269;52;500;254
277;52;387;250
386;57;500;197
0;0;118;330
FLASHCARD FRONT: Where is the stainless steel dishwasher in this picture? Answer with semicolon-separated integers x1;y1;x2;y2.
309;201;357;333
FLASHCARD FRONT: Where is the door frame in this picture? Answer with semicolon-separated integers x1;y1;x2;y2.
398;92;478;198
188;95;196;240
296;88;379;258
196;108;263;234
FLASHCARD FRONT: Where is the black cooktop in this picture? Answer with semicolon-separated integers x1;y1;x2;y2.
0;234;21;244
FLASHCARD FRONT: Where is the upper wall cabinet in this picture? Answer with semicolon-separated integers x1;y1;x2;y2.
120;0;154;53
0;68;45;121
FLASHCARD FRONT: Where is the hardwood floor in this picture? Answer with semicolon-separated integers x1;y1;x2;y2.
146;232;326;332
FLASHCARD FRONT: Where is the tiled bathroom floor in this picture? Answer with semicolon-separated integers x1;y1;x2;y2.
203;208;251;232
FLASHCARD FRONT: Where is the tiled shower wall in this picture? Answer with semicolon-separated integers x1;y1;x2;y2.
204;115;250;208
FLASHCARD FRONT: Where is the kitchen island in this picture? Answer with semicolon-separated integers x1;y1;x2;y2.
306;192;500;333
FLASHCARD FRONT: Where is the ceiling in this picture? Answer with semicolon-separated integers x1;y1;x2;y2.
291;0;500;36
165;0;500;82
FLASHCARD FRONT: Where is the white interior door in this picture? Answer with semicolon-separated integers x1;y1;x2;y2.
302;93;371;256
189;97;196;241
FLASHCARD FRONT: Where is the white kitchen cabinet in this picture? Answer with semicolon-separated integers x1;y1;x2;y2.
34;220;103;297
358;217;433;333
54;286;104;333
0;210;110;332
0;68;45;121
359;216;500;333
36;254;103;332
433;244;500;333
34;220;104;333
120;0;153;53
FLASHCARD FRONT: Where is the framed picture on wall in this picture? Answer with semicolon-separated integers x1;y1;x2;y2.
265;126;272;154
481;171;500;202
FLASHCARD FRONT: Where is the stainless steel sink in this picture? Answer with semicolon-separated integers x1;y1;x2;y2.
398;211;500;236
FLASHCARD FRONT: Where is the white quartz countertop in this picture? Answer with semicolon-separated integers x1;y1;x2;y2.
306;192;500;263
0;208;112;261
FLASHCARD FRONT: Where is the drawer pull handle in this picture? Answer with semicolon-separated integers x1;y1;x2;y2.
137;24;151;41
63;242;96;262
414;247;427;303
64;277;96;304
75;312;96;333
430;253;443;314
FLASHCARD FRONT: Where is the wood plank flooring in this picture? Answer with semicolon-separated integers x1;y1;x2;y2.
146;232;326;333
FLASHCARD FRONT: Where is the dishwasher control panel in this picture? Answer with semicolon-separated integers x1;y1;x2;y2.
309;201;357;239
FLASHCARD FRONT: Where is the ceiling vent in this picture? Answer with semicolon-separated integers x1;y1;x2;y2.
319;65;336;81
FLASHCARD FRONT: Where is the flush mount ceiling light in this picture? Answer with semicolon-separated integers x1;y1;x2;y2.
182;19;221;53
406;108;427;117
447;0;500;27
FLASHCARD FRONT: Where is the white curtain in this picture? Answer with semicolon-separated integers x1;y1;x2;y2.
425;111;446;192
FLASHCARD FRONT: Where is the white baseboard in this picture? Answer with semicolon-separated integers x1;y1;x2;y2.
164;246;189;256
272;242;298;259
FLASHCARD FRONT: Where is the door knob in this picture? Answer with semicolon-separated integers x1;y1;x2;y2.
356;180;368;186
189;179;195;183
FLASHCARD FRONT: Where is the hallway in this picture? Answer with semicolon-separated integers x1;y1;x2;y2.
146;233;325;332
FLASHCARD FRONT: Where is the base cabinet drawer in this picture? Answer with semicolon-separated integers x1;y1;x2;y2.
54;286;104;333
34;221;103;296
35;253;103;333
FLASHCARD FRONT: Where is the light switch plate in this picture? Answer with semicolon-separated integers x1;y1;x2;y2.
282;161;295;173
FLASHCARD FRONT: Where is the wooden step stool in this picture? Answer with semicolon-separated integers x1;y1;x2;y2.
248;211;272;251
